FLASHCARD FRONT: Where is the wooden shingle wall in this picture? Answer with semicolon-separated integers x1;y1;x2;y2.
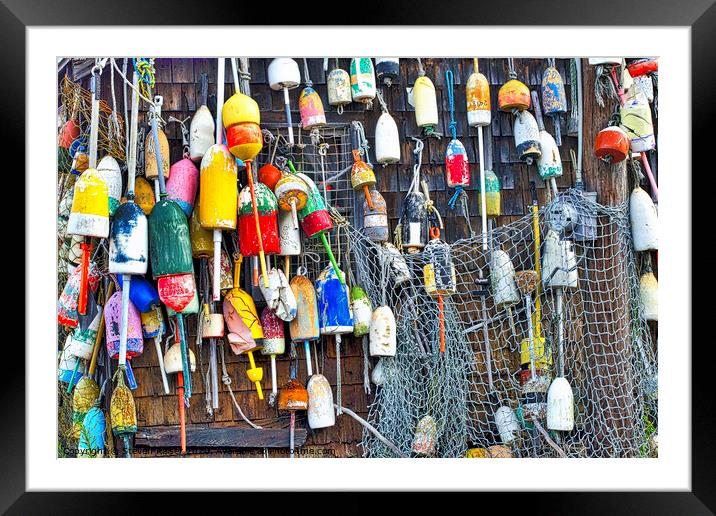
78;57;654;457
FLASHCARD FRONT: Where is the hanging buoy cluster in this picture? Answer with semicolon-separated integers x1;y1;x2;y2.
57;56;657;460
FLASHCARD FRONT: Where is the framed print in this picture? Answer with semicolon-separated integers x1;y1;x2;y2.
4;0;711;511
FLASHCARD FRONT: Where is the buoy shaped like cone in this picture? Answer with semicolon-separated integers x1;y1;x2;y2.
289;275;320;343
268;58;301;90
541;66;567;114
134;177;156;215
145;128;170;180
498;79;530;112
299;86;326;130
375;58;400;85
316;266;353;335
350;58;377;103
68;168;109;239
630;187;658;251
164;342;196;374
158;273;196;314
327;68;351;107
495;405;521;444
117;274;159;313
490;250;520;309
363;190;389;242
537;130;563;180
238;183;281;257
466;71;491;127
546;377;575;431
446;139;470;189
369;306;396;357
166;158;199;217
413;75;438;129
189;105;215;162
199;144;238;231
595;126;630;163
258;163;282;192
371;358;385;386
149;200;193;277
109;202;148;276
350;286;372;337
541;230;579;290
104;291;143;360
307;374;336;429
477;170;501;218
351;149;376;210
412;415;438;455
97;156;123;216
375;112;401;164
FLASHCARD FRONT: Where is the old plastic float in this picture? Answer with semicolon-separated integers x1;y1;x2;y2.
258;163;282;192
307;374;335;429
275;172;309;230
490;248;520;334
375;58;399;86
423;228;456;353
477;170;501;218
629;186;658;252
299;83;326;130
259;266;296;322
58;260;100;328
268;58;301;143
639;256;658;321
189;74;214;162
260;307;285;403
466;58;491;128
110;371;137;457
413;70;438;135
104;289;143;389
375;105;401;165
412;415;438;456
166;158;199;217
514;110;542;165
350;285;373;338
620;87;655;153
278;360;309;459
541;60;567;145
96;155;123;216
134;176;156;215
495;405;521;445
350;58;376;105
351;149;377;210
369;305;396;357
278;208;301;278
238;182;281;257
327;61;352;114
289;274;320;377
363;189;389;242
594;125;630;163
530;90;562;194
381;242;411;285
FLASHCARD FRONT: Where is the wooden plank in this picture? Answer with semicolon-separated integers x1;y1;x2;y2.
135;425;307;448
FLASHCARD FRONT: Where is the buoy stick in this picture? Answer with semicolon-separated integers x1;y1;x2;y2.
640;153;659;201
216;58;225;145
550;177;559;198
335;334;343;415
150;107;167;196
212;230;222;301
245;161;269;288
125;360;137;389
284;255;291;280
362;185;375;210
270;355;278;400
118;275;131;367
88;281;113;375
177;371;186;454
289;411;296;458
556;288;565;377
319;232;345;285
304;341;313;377
283;87;294;145
290;199;299;230
532;201;543;339
525;295;536;379
155;336;170;395
176;314;191;399
127;72;139;197
66;360;81;393
78;242;91;316
247;351;263;400
437;294;445;353
210;338;219;409
477;126;488;251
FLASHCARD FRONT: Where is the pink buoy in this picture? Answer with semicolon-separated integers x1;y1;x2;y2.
104;290;143;359
166;158;199;217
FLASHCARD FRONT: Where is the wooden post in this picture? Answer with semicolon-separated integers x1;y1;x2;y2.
579;61;635;456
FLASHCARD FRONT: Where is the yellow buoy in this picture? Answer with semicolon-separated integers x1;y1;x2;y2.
199;144;238;230
144;126;170;180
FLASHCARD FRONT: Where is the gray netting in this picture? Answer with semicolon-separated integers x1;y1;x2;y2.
340;189;657;458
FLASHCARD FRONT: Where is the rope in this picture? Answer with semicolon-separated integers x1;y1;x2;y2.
351;121;372;167
417;58;425;77
376;89;389;114
219;341;262;429
445;69;457;140
302;58;313;87
507;58;517;80
132;58;156;101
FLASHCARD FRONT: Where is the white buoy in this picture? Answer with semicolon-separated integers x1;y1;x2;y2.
629;186;658;251
307;374;336;429
495;405;521;445
370;306;396;357
546;377;575;431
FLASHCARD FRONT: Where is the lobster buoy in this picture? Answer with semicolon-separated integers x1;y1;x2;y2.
238;183;281;256
223;290;264;399
299;85;326;130
57;261;100;328
222;92;262;162
164;342;197;374
307;374;336;429
466;65;491;127
375;58;399;86
350;286;372;337
495;405;521;445
498;79;530;112
542;230;579;290
370;306;396;357
413;75;438;133
412;415;438;456
363;189;389;243
134;176;155;215
109;201;148;276
375;111;401;165
490;250;520;310
268;58;301;91
445;138;470;189
77;405;105;457
110;372;138;457
104;290;143;360
166;158;199;217
620;88;655;153
531;90;562;181
144;126;170;180
97;156;123;216
59;119;80;149
149;200;193;277
350;58;376;105
382;242;411;285
371;358;385;386
546;377;575;431
633;75;654;103
423;237;457;296
639;265;658;321
351;149;377;210
260;307;285;401
541;63;567;144
189;199;214;259
278;209;301;259
594;125;630;163
477;169;501;217
514;110;541;164
68;168;110;239
316;265;353;335
289;274;320;377
327;65;352;111
58;336;83;386
199;144;238;231
189;105;215;162
400;191;428;252
629;186;658;251
68;309;102;361
165;284;200;317
258;163;282;192
275;173;309;230
208;248;234;293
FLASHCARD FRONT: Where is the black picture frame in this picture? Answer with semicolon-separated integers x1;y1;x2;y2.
6;0;709;511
